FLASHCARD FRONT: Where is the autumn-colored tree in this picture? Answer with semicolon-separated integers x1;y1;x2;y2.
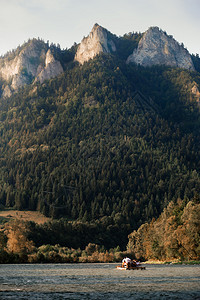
176;201;200;259
127;223;150;260
127;200;200;261
5;220;35;255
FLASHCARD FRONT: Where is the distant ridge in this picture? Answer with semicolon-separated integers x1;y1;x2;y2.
0;24;197;98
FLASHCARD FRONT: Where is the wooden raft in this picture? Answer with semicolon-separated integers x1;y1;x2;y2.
116;266;146;270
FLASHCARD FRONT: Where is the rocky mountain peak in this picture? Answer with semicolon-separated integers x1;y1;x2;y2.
0;39;63;97
0;39;44;86
91;23;101;32
0;25;198;99
127;27;195;70
74;23;116;65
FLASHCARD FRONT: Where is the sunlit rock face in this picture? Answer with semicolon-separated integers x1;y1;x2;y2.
0;25;196;99
0;40;63;97
36;49;63;84
75;23;116;65
127;27;195;71
0;40;44;90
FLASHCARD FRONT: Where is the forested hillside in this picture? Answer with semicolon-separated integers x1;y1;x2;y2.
0;32;200;251
127;196;200;260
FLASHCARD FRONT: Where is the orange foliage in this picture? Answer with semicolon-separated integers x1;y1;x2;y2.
127;200;200;261
5;220;35;255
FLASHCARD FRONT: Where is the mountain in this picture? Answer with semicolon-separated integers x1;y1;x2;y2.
127;27;195;70
0;39;64;97
0;24;197;99
0;24;200;250
75;23;116;64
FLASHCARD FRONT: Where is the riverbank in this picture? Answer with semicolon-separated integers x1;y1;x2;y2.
143;259;200;265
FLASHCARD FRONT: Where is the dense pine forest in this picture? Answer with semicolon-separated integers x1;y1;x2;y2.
0;34;200;260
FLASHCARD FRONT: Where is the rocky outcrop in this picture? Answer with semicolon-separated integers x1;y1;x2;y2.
75;23;116;64
127;27;195;71
36;49;63;83
0;25;197;99
0;39;63;97
0;40;45;90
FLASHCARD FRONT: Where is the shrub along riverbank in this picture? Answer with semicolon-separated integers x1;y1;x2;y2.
0;242;131;264
0;217;132;263
0;198;199;264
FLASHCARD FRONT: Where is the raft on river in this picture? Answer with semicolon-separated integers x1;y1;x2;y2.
117;257;146;270
116;265;146;270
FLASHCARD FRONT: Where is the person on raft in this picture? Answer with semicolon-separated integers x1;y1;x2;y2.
122;257;131;268
122;257;140;268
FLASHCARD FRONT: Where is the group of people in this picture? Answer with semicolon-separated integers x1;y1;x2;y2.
122;257;140;268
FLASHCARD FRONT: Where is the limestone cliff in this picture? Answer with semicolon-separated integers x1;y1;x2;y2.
36;49;63;83
0;25;197;99
0;40;45;90
75;23;116;65
0;39;63;97
127;27;195;70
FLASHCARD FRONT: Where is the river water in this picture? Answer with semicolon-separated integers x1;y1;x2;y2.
0;263;200;299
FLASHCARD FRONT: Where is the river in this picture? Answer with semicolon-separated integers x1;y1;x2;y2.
0;263;200;299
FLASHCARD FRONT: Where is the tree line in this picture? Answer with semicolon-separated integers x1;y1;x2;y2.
0;54;200;247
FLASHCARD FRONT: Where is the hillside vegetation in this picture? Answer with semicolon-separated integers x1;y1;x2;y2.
0;196;199;263
0;31;200;257
127;197;200;261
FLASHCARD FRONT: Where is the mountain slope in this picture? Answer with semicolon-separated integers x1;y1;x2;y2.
0;26;200;249
0;54;199;227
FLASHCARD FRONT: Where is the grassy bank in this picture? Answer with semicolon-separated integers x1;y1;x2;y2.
143;260;200;265
170;261;200;265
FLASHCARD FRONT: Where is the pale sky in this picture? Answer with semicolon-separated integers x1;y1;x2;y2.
0;0;199;56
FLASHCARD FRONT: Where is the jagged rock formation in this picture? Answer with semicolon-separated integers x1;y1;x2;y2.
75;23;116;64
0;39;63;97
36;49;63;83
127;27;195;71
0;25;198;99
